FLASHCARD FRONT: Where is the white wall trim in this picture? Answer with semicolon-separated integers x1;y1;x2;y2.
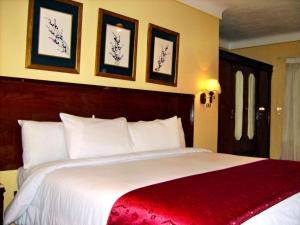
219;39;231;49
176;0;226;19
220;32;300;50
286;57;300;64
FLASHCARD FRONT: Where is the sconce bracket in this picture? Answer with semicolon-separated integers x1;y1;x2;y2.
208;91;215;103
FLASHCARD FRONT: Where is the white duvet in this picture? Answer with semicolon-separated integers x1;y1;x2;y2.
4;148;300;225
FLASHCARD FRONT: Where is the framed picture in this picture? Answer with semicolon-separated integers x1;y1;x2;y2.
146;24;179;86
95;9;138;81
26;0;82;73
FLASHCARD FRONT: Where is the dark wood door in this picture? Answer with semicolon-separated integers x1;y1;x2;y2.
232;64;257;156
218;59;235;153
256;70;271;157
218;50;272;157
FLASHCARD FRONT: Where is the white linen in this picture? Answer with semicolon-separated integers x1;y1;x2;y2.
177;118;186;147
17;167;31;188
128;116;181;152
18;120;68;169
4;149;300;225
60;113;133;159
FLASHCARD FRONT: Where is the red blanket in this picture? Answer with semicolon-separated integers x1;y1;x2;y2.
107;159;300;225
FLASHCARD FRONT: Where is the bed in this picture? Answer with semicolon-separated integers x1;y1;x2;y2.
1;76;300;225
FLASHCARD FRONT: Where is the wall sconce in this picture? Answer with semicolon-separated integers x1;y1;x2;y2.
200;79;221;107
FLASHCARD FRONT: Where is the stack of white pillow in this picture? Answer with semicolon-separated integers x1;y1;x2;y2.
18;113;186;169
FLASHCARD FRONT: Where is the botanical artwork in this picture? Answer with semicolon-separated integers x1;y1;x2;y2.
146;24;179;86
26;0;82;73
38;7;72;59
95;9;138;80
104;24;130;68
152;37;173;75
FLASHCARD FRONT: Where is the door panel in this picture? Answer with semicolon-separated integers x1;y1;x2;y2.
218;50;272;158
234;70;243;141
247;73;256;140
218;60;235;154
256;70;271;157
232;65;257;156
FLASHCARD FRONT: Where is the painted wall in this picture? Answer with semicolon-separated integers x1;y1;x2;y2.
0;0;219;208
231;41;300;159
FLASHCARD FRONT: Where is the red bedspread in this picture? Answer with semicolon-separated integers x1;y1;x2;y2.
107;159;300;225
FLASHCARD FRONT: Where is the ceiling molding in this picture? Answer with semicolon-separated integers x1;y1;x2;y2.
176;0;226;19
286;57;300;64
219;39;231;49
220;32;300;50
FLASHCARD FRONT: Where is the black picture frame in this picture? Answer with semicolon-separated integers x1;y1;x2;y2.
146;24;179;86
26;0;82;74
95;9;138;81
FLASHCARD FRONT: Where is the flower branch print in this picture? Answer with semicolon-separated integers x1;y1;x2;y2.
154;45;169;72
44;17;70;57
109;32;124;65
27;1;81;73
147;24;178;85
103;24;130;69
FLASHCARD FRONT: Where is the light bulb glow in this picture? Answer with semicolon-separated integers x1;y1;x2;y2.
202;79;221;94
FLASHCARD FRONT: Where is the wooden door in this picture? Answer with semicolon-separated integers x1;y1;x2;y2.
218;50;272;157
218;59;235;153
232;64;257;156
256;70;271;157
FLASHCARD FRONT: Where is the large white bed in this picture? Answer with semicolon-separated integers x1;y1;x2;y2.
2;77;300;225
4;149;300;225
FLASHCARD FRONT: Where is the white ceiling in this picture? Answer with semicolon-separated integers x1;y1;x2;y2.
177;0;300;49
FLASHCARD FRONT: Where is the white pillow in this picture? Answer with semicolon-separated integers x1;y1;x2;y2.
177;118;186;148
128;116;181;152
60;113;133;159
18;120;68;169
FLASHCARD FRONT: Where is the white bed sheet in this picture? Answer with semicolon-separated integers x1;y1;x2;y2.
4;148;300;225
17;167;30;189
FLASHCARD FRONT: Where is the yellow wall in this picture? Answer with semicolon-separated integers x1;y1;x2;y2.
0;170;18;208
231;41;300;159
0;0;219;208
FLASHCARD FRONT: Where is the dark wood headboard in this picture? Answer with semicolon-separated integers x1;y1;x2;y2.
0;76;194;170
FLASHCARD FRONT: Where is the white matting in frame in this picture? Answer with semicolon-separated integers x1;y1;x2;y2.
38;7;72;59
152;37;173;75
104;24;131;68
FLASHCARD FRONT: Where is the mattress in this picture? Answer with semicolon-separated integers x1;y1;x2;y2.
5;148;300;225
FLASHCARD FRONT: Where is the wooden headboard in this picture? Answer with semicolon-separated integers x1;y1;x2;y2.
0;76;194;170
